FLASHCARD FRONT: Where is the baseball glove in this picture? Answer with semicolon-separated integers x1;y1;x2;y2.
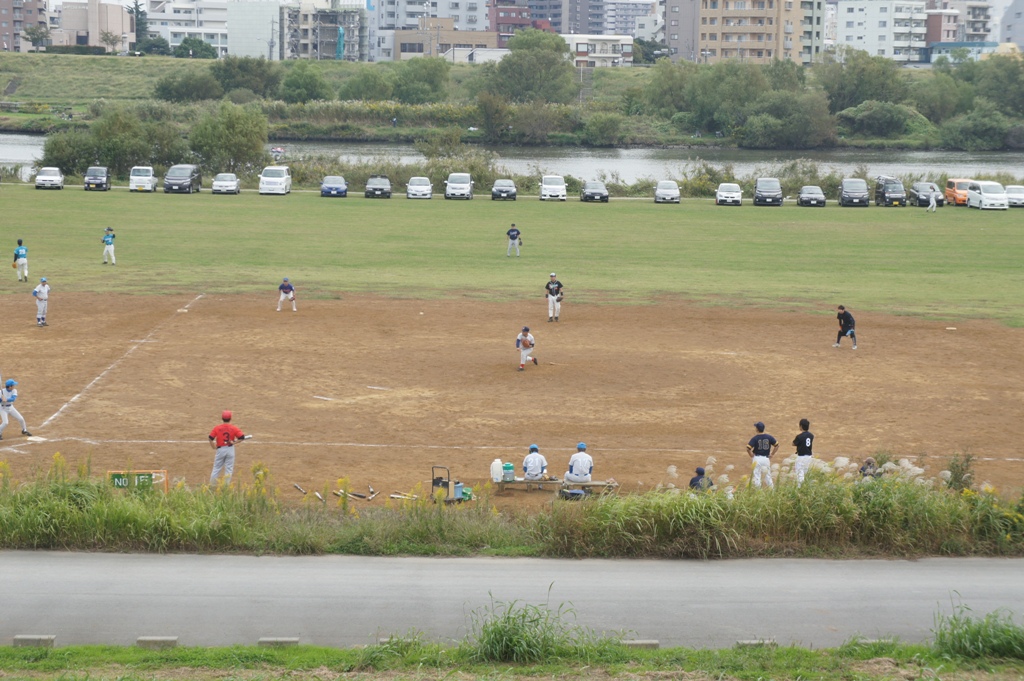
520;337;532;349
556;295;563;302
518;237;523;245
11;262;16;269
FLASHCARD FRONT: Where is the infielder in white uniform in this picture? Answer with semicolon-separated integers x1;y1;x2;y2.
32;277;50;327
523;444;548;481
0;379;32;440
516;326;537;371
565;442;593;483
545;273;564;322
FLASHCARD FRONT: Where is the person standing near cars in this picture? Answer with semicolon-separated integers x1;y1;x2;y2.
506;223;521;257
102;227;116;265
13;239;27;282
928;189;937;213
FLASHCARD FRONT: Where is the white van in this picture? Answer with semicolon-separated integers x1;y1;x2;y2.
444;172;473;200
259;165;292;195
540;175;567;201
129;166;156;192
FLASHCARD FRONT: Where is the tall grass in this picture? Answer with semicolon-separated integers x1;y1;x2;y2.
934;602;1024;660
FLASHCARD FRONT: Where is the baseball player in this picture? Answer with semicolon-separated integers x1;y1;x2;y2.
565;442;593;483
208;410;249;485
834;305;857;349
792;418;814;487
545;273;564;322
746;421;778;490
523;444;548;481
689;466;714;491
13;239;27;282
101;227;116;265
506;223;521;257
277;277;296;312
32;277;50;327
516;326;537;371
0;379;32;440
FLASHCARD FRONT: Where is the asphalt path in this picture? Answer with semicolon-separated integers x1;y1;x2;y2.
2;552;1019;649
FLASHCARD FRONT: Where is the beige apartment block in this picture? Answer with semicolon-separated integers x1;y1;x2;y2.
696;0;804;63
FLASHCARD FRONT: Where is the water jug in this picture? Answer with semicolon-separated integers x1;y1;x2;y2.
490;458;503;483
502;462;515;482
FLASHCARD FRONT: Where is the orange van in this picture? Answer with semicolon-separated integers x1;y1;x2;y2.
945;178;973;206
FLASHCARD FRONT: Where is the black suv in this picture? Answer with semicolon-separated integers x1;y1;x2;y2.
83;166;111;191
164;164;202;193
753;177;783;206
365;175;392;198
874;175;907;207
839;178;870;207
909;181;944;207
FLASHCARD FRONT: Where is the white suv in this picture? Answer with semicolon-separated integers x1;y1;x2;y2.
966;181;1008;210
444;172;473;199
129;166;156;192
259;166;292;195
540;175;567;201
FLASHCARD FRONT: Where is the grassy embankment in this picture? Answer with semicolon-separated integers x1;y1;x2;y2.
0;601;1022;679
1;189;1023;559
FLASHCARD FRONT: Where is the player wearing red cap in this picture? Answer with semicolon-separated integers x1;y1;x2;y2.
208;410;248;485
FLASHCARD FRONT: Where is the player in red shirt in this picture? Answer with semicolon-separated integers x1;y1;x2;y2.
208;410;248;485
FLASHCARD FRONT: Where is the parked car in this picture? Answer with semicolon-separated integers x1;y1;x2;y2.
580;180;610;203
797;185;826;207
34;167;64;190
654;180;680;203
491;179;517;201
874;175;907;206
966;181;1008;210
164;164;202;194
539;175;567;201
212;173;241;195
839;178;870;207
715;182;742;206
1005;185;1024;207
128;166;156;192
945;178;972;206
259;165;291;195
909;181;944;207
753;177;783;206
444;172;473;199
83;166;111;191
364;175;392;198
405;176;432;199
320;175;348;197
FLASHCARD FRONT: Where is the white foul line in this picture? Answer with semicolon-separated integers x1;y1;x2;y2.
39;294;205;429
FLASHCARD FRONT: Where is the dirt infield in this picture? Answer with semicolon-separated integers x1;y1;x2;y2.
3;292;1023;507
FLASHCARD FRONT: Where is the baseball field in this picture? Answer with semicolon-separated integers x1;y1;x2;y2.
2;185;1023;504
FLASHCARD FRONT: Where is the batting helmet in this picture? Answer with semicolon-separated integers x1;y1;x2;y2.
5;380;16;388
222;410;232;421
577;442;586;450
522;326;530;332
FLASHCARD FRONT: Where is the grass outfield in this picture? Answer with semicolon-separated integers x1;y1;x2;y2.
4;184;1023;325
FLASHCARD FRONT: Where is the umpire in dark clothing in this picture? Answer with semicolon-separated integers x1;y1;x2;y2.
833;305;857;350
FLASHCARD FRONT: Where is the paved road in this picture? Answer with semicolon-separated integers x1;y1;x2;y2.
2;552;1018;649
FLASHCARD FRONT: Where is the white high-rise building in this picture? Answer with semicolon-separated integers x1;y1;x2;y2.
368;0;490;60
1002;0;1024;48
835;0;927;62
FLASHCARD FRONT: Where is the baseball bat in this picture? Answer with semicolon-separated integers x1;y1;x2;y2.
368;491;380;501
293;483;307;495
348;492;367;499
332;490;343;497
314;492;325;503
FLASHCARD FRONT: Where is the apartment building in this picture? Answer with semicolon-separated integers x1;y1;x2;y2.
389;15;496;59
147;0;228;56
1002;0;1023;48
925;6;959;42
527;0;604;34
283;1;367;60
944;0;992;39
0;0;48;52
604;0;656;34
491;0;531;46
835;0;927;62
369;0;491;60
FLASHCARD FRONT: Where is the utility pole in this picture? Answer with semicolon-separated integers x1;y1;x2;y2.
267;17;277;60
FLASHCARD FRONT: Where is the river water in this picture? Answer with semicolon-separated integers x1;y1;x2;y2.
3;133;1021;183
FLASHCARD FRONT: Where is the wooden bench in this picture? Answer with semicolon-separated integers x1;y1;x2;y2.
496;478;562;493
561;480;620;494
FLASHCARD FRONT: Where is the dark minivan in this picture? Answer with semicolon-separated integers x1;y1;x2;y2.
874;175;907;207
839;178;870;207
753;177;783;206
83;166;111;191
164;164;202;193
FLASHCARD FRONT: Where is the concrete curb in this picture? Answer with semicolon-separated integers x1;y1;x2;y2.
13;635;55;647
136;637;179;650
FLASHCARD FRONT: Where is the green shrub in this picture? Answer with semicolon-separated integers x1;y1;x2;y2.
934;603;1024;659
583;112;624;146
464;598;607;663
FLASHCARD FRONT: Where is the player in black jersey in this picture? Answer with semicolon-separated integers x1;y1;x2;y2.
834;305;857;349
746;421;779;490
792;418;814;487
545;273;564;322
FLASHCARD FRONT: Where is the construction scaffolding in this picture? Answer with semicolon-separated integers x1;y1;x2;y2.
283;2;368;61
